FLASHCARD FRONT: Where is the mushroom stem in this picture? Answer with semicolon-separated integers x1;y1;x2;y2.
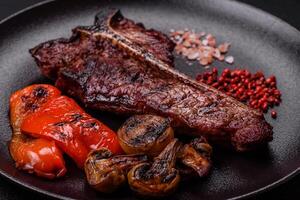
151;139;180;176
128;139;181;197
177;137;212;177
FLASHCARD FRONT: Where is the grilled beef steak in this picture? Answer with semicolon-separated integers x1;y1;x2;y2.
30;9;273;152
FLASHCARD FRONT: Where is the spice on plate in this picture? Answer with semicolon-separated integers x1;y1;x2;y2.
271;110;277;119
196;68;281;118
170;29;233;67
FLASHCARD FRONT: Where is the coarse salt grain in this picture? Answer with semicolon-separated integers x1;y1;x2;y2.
218;43;230;53
202;39;209;46
170;29;233;67
225;56;234;64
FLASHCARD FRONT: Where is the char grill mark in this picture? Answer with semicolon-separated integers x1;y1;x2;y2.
30;9;273;152
123;115;170;146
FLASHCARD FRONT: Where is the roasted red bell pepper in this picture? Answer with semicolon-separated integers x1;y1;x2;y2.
9;84;66;179
21;89;123;168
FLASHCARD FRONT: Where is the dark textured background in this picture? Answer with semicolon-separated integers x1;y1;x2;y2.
0;0;299;199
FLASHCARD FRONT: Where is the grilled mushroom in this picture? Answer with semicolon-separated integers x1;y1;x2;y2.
84;148;147;193
118;115;174;157
127;139;180;197
177;137;212;177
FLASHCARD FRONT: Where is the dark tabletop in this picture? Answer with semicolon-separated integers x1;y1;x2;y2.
0;0;299;199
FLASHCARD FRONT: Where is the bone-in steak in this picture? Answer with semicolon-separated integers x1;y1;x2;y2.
30;9;273;152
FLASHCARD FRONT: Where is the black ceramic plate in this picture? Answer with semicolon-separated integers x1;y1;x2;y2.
0;0;299;199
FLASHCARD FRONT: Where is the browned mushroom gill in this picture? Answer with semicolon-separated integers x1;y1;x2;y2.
84;148;147;193
118;115;174;157
127;139;181;197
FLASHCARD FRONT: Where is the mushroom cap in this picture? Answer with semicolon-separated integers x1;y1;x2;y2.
118;115;174;157
84;148;147;193
128;163;180;197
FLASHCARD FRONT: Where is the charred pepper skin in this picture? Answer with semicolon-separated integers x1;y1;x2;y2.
9;84;66;179
10;84;122;177
21;86;123;168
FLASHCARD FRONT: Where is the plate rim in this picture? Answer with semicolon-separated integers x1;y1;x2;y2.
0;0;299;199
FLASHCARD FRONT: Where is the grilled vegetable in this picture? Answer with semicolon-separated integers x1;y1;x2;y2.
9;84;66;179
118;115;174;157
85;148;147;193
128;139;180;197
177;137;212;177
21;93;123;168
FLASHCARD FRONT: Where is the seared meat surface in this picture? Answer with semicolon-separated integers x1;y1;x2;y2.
30;9;273;151
31;9;174;81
